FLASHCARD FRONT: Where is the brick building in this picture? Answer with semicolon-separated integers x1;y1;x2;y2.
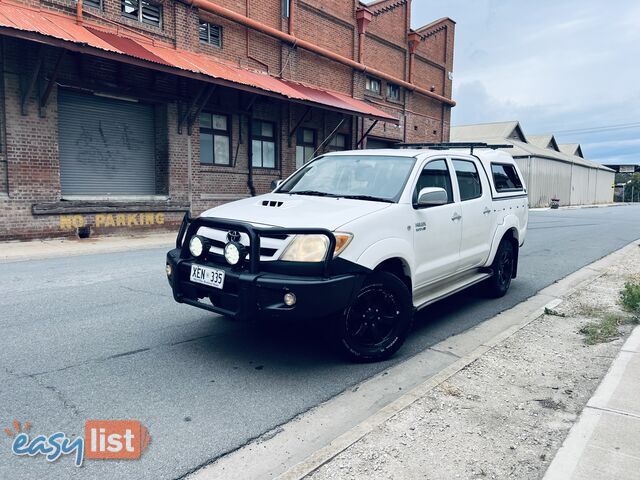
0;0;455;240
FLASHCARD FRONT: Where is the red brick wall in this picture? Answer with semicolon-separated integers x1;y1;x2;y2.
367;0;409;48
0;0;455;240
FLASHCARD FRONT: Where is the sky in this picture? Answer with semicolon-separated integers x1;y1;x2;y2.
411;0;640;165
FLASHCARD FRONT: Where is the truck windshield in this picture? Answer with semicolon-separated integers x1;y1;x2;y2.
277;155;416;203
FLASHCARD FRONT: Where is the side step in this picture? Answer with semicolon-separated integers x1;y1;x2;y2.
413;271;491;311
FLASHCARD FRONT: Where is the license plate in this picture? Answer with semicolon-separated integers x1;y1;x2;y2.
190;264;225;289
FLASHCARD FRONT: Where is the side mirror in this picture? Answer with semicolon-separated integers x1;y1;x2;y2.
271;179;283;191
417;187;448;207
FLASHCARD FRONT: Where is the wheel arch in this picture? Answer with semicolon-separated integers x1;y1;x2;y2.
356;238;414;291
373;257;412;292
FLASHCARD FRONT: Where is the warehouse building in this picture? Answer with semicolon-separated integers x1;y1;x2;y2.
451;121;615;208
0;0;456;240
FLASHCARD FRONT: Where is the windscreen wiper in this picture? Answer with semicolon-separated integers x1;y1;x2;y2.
339;195;393;203
288;190;334;197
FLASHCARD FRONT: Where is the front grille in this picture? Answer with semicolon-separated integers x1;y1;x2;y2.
197;225;291;261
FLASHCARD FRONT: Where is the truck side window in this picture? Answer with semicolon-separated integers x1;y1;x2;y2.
491;164;523;192
413;159;453;205
452;159;482;201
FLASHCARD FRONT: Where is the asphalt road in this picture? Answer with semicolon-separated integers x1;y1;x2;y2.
2;205;640;479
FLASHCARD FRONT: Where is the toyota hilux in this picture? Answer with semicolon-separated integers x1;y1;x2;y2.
166;144;528;361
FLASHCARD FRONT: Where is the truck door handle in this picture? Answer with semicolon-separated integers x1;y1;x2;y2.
483;207;491;215
451;213;462;221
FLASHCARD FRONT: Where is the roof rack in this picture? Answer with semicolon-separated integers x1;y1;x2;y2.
394;142;513;155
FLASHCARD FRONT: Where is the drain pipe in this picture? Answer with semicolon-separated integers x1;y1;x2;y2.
288;0;295;35
355;7;373;63
246;113;256;197
180;0;456;107
76;0;83;24
408;31;420;84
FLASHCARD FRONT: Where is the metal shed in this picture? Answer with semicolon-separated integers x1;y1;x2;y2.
451;122;615;208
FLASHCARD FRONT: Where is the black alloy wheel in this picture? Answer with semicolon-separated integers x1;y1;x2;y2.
336;271;413;362
486;238;515;298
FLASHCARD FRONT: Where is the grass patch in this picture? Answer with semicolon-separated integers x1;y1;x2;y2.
621;282;640;313
579;314;623;345
579;311;638;345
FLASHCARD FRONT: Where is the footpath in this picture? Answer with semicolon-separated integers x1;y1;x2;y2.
0;232;175;262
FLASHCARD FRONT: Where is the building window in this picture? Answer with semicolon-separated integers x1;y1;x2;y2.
296;128;316;166
386;83;400;101
200;112;231;165
121;0;162;27
365;77;381;94
327;133;349;152
82;0;102;9
199;22;222;47
282;0;290;18
252;120;277;168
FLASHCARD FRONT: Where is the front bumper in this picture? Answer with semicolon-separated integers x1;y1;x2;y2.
166;214;369;320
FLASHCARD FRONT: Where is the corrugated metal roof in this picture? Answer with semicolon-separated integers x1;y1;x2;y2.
452;121;523;141
0;1;396;123
451;123;614;172
559;144;582;157
527;134;558;150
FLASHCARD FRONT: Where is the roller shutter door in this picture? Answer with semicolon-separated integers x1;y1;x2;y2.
58;89;156;195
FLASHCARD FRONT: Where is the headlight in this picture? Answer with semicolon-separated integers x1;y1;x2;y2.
189;236;205;257
280;235;329;262
280;233;353;262
224;242;241;265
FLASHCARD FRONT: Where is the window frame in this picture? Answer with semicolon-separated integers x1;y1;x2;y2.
452;159;483;202
365;76;381;95
491;162;524;193
82;0;102;9
386;83;401;101
296;127;317;165
326;133;349;152
251;119;278;169
199;21;223;48
199;112;232;166
412;158;455;209
282;0;290;18
121;0;163;28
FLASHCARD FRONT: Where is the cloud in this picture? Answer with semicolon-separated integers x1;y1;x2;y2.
411;0;640;164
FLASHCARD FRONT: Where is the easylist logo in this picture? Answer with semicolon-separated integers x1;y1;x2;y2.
7;419;151;466
85;420;151;460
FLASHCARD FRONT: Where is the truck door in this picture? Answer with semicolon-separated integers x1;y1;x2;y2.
451;157;494;271
412;158;462;287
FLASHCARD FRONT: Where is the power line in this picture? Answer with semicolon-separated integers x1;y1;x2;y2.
553;122;640;135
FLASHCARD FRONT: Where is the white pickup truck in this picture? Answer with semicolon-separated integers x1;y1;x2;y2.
166;144;528;361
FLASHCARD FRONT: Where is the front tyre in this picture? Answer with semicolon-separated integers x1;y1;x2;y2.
486;238;515;298
335;271;413;362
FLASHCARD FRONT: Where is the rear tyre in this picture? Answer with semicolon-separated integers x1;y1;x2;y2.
334;271;413;362
486;238;515;298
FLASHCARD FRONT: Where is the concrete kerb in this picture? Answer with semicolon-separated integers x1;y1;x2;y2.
272;240;639;480
188;240;640;480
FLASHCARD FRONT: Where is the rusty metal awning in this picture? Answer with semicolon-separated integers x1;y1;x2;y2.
0;2;397;123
